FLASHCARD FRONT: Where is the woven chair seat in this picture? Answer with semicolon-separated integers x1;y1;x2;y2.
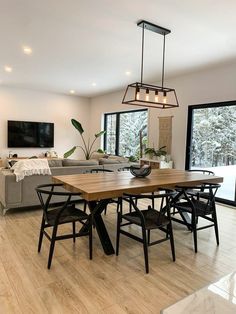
123;209;169;229
175;199;213;216
46;205;89;226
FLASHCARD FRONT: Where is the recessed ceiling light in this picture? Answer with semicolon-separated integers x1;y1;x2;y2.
23;46;32;55
4;66;12;73
125;71;131;76
92;82;97;86
70;90;75;94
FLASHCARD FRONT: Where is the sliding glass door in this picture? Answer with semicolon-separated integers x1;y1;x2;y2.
186;101;236;206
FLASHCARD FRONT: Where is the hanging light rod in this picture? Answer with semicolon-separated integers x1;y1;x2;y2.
122;20;179;109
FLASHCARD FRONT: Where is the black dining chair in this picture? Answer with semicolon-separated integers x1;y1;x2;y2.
188;169;215;175
173;183;221;253
185;169;216;204
187;169;215;196
118;166;155;212
117;166;130;171
116;189;176;273
90;168;121;214
36;183;93;269
90;168;114;173
171;169;215;216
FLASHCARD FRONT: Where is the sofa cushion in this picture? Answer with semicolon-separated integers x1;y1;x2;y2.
99;158;121;165
48;159;63;167
107;155;129;163
62;159;99;167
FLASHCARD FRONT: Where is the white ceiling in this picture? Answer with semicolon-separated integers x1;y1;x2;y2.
1;0;236;97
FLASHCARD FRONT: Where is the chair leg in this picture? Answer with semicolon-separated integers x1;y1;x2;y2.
83;201;87;213
89;217;93;260
147;230;151;245
151;192;154;209
38;216;45;253
129;198;132;213
192;215;198;253
72;221;76;243
104;204;107;215
212;209;219;245
172;207;176;215
47;225;58;269
116;198;121;213
160;197;164;210
142;228;149;274
168;223;176;261
116;212;121;256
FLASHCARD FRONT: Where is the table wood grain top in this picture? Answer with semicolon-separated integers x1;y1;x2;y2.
52;169;223;201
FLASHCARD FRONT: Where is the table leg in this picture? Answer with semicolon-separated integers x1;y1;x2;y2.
79;199;115;255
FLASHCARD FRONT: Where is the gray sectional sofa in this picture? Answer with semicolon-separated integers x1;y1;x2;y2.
0;157;130;214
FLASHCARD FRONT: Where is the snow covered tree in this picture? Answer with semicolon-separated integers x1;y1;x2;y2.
191;105;236;167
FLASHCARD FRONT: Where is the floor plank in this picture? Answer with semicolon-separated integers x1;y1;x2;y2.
0;202;235;313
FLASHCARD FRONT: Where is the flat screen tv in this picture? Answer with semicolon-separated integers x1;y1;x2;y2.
8;120;54;148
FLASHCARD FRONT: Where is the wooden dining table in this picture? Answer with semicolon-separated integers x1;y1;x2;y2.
53;169;223;255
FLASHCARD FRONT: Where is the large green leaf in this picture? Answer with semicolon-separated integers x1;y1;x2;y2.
71;119;84;134
95;130;106;138
63;146;77;158
144;147;155;154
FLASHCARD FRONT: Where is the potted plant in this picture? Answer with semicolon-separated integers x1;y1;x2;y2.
144;147;156;159
154;146;167;160
128;155;138;162
64;119;106;160
144;146;167;160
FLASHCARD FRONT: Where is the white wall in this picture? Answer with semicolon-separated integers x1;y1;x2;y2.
89;61;236;169
2;61;236;167
0;86;90;159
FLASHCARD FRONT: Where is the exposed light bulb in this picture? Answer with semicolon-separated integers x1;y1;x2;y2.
136;87;140;100
4;66;12;73
23;46;32;55
155;91;159;102
163;91;167;104
70;90;75;94
145;88;149;101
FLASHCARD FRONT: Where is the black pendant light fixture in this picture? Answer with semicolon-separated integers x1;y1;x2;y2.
122;20;179;109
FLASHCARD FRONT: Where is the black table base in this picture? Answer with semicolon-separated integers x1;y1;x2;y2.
79;199;115;255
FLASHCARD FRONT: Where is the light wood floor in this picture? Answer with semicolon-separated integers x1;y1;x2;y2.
0;201;236;313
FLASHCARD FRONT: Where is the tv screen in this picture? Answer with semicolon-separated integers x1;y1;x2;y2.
8;120;54;148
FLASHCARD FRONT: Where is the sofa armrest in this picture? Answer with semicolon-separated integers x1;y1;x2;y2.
0;169;22;207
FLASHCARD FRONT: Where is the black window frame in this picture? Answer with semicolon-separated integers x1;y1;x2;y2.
185;99;236;206
104;109;148;156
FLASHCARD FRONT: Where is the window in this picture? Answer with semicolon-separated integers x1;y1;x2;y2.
186;101;236;206
104;109;148;158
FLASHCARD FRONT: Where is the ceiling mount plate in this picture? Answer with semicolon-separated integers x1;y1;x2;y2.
137;20;171;35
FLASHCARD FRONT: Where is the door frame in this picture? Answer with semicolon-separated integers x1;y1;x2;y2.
185;100;236;207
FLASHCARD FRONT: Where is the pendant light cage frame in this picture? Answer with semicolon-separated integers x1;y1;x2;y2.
122;20;179;109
